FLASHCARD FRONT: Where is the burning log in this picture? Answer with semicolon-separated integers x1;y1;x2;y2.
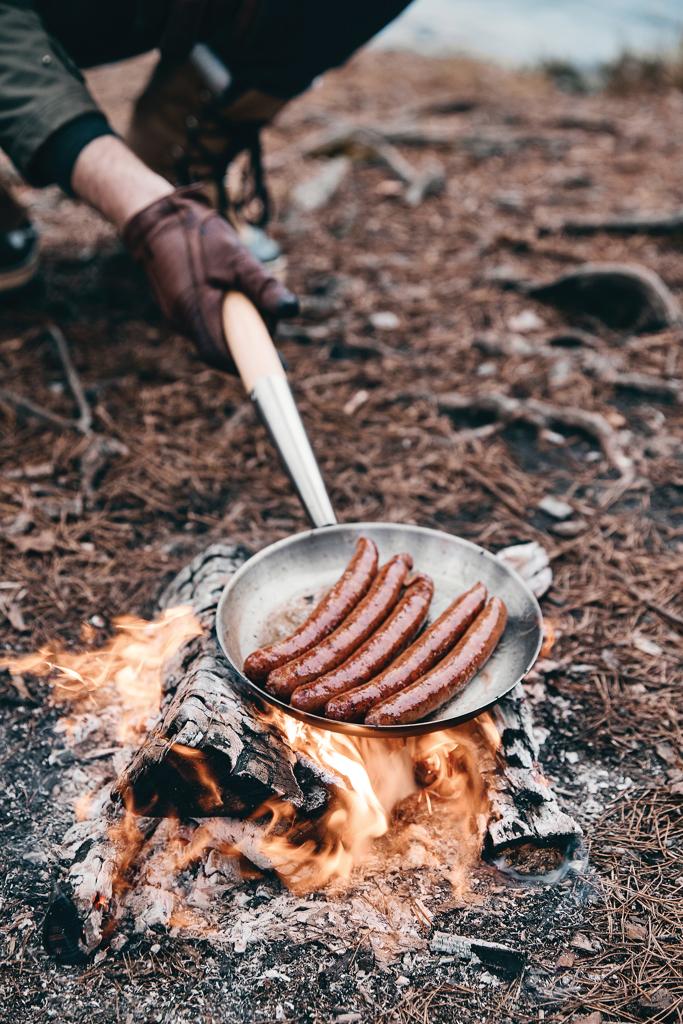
485;683;582;873
113;544;335;818
489;544;582;875
45;540;581;961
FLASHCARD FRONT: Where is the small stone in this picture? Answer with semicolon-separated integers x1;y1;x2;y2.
637;990;674;1013
565;751;579;764
370;311;400;331
632;634;663;657
507;309;544;333
538;496;573;520
395;976;410;987
550;519;587;537
343;390;369;416
556;951;575;968
22;851;47;866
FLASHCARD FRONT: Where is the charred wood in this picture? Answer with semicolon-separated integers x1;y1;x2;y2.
113;545;334;818
485;683;582;870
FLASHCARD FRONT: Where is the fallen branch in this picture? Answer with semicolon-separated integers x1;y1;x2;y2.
304;126;444;206
438;391;636;481
545;208;683;237
290;156;351;213
307;122;568;160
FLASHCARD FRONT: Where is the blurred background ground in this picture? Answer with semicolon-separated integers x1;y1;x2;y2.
0;25;682;1024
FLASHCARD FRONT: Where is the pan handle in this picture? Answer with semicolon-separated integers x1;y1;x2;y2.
222;292;337;529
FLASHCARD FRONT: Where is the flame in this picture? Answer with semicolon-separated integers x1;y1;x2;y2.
236;709;497;894
0;606;202;744
540;616;558;658
4;605;501;917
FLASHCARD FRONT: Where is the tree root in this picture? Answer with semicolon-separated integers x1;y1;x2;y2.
474;333;682;401
522;263;681;333
438;391;636;481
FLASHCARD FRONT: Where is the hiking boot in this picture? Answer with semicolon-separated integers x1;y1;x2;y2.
0;183;39;294
126;58;287;272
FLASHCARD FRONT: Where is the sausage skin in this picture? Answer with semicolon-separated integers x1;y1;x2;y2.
243;537;378;682
266;553;413;698
325;581;487;722
290;574;434;713
365;596;508;726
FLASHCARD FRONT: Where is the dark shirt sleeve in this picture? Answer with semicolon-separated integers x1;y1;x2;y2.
0;0;113;188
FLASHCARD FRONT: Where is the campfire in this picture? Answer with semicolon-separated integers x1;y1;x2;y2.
4;541;581;965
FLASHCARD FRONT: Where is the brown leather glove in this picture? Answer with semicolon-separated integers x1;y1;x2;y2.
123;185;298;370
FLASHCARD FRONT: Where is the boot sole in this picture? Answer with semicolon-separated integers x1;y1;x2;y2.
0;247;40;294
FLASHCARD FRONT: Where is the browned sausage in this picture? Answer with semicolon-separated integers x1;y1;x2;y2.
266;553;413;698
325;581;487;722
365;596;508;726
243;537;378;682
290;574;434;713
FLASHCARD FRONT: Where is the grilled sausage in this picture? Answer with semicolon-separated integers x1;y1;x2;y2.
266;553;413;698
243;537;378;682
325;581;487;722
365;596;508;726
290;574;434;713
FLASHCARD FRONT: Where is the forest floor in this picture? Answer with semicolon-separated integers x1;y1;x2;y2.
0;49;682;1024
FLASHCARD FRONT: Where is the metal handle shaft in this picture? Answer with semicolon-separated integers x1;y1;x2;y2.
222;293;337;529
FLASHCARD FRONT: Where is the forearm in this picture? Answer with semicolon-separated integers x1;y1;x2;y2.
71;135;173;231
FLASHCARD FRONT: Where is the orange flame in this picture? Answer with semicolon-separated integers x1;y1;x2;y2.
540;617;558;658
0;606;202;744
4;605;500;910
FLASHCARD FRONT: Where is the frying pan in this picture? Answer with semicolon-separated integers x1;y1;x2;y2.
215;294;542;737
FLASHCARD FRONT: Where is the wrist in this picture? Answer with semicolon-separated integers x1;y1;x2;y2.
71;135;174;232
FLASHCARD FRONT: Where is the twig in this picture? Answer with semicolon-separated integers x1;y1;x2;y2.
0;387;75;432
46;324;93;433
625;587;683;633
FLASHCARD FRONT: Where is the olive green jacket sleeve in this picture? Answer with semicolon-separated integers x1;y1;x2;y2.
0;0;103;178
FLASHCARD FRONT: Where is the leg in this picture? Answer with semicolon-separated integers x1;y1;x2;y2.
127;1;412;191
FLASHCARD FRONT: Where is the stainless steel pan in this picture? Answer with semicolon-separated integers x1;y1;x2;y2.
215;295;542;737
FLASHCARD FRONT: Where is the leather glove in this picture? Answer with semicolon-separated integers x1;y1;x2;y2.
123;185;298;370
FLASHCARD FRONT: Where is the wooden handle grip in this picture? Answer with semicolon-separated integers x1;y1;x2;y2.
222;292;285;393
